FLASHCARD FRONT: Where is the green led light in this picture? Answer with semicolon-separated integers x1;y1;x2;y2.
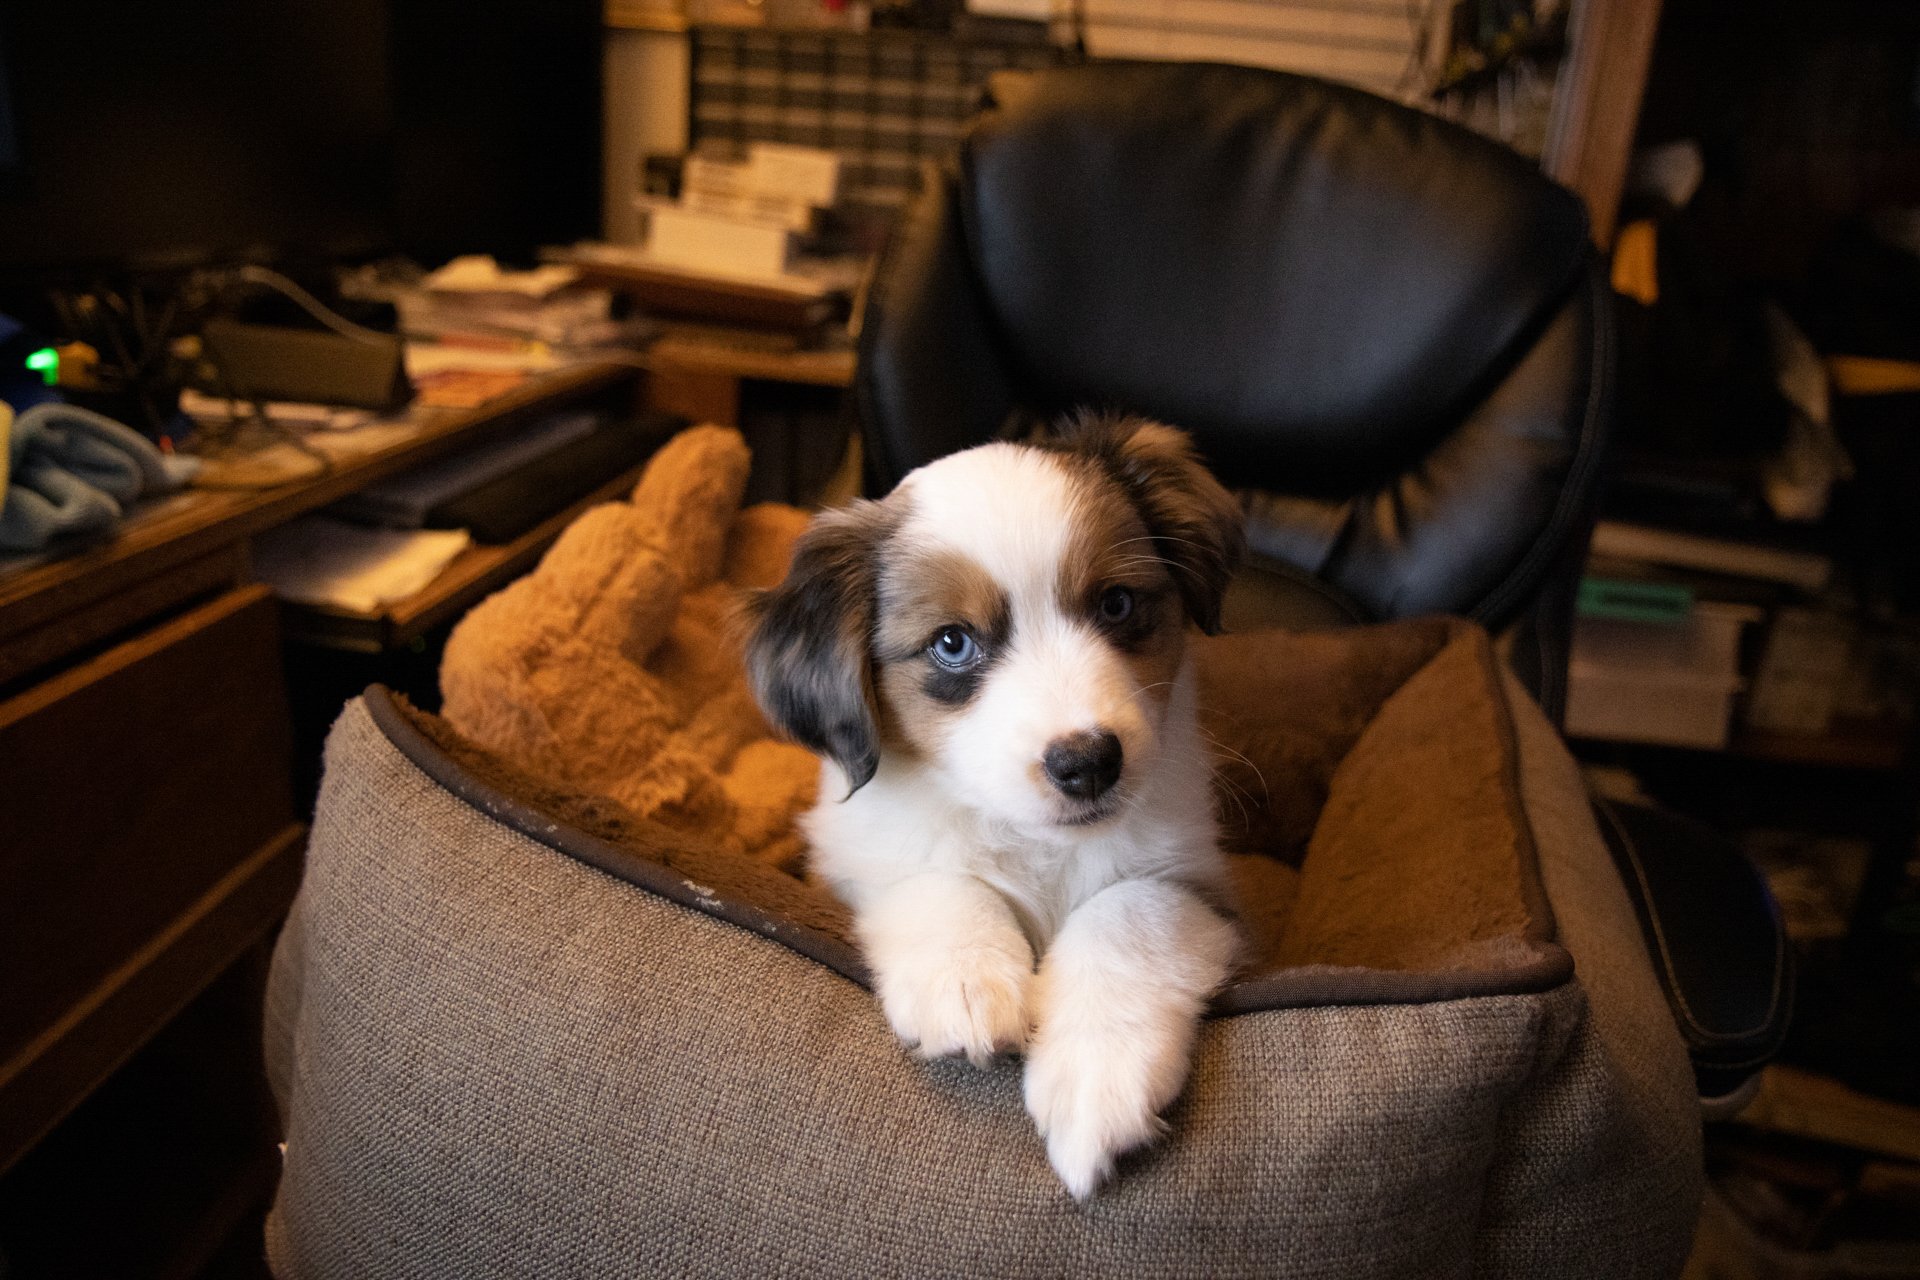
25;347;58;386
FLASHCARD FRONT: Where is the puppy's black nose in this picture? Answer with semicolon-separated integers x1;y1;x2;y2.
1043;730;1123;801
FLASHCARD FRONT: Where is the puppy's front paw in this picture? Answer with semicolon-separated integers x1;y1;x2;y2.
1022;1029;1187;1200
875;943;1032;1068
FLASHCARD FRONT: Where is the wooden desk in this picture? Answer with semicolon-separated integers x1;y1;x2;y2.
0;361;640;1174
638;329;856;429
0;362;635;684
278;461;651;654
0;585;303;1170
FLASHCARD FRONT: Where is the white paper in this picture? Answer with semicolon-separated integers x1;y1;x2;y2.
253;516;471;614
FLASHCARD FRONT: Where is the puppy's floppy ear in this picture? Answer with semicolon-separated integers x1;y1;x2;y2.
1064;414;1246;634
744;500;894;792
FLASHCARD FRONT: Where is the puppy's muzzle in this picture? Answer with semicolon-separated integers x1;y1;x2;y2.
1042;729;1124;802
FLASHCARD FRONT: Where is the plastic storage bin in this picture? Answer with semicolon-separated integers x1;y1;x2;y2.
1566;600;1762;749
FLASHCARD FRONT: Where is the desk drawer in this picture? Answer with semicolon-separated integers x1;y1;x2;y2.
0;585;300;1158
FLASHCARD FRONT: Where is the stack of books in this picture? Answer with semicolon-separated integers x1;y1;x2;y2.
640;143;844;282
542;143;863;342
394;257;625;350
1586;520;1833;601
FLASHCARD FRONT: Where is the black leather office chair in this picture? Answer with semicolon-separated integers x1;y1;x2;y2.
854;60;1789;1108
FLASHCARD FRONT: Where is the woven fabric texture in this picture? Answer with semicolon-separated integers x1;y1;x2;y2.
264;695;1699;1278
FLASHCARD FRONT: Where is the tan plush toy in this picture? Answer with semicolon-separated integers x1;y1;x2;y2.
441;425;820;872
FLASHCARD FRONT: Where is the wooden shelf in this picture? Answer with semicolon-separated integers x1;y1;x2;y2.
1734;1064;1920;1164
0;821;304;1172
279;463;653;653
0;948;286;1280
1727;725;1911;773
646;331;856;388
571;258;838;333
1574;724;1913;774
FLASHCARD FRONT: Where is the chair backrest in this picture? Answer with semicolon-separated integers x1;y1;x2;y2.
856;61;1611;694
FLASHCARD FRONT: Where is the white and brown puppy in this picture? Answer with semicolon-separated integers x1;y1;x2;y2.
744;414;1244;1199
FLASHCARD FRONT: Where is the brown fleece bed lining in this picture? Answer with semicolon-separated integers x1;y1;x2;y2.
393;616;1559;989
399;426;1566;1007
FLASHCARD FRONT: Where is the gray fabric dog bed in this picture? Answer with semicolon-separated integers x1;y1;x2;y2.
264;610;1701;1278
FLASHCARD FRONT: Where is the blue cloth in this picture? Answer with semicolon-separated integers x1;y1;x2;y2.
0;401;201;552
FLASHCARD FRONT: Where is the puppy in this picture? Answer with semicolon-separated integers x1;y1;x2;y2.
744;414;1244;1199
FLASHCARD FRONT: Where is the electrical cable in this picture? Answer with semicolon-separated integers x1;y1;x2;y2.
95;286;167;435
191;322;336;487
232;264;394;346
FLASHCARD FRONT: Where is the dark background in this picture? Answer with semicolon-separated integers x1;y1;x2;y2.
0;0;603;275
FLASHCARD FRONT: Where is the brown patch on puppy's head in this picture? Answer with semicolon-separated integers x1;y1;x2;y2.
1054;473;1188;712
1047;414;1246;635
742;498;899;792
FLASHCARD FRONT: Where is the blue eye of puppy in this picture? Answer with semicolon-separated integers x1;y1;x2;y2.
929;626;980;670
1098;586;1134;624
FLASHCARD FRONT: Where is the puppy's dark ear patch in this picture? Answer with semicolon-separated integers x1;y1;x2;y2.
744;500;896;792
1057;414;1246;634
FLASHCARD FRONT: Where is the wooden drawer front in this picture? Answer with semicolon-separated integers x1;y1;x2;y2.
0;586;297;1070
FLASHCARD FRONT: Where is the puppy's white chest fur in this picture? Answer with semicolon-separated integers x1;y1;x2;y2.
804;656;1224;949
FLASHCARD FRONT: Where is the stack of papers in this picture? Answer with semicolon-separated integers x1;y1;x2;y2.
397;256;619;347
178;388;377;432
253;516;471;614
423;257;582;300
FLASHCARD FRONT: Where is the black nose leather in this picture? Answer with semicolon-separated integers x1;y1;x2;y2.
1042;730;1123;801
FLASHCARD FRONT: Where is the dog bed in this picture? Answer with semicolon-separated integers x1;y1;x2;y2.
264;428;1702;1278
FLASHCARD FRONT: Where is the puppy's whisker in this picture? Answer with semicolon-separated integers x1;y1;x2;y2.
1119;788;1159;828
1108;533;1220;556
1105;534;1195;551
1101;536;1210;576
1203;756;1259;810
1208;770;1252;829
1204;748;1270;804
1198;729;1270;802
1108;555;1205;585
